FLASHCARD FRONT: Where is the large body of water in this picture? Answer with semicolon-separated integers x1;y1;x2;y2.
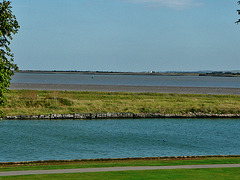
1;118;239;162
12;72;240;88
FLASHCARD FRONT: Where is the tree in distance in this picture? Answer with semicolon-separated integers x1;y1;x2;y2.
0;0;20;117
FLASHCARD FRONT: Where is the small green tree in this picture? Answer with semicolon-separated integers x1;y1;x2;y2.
237;1;240;23
0;0;20;117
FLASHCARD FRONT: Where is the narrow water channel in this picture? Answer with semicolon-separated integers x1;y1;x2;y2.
0;118;239;162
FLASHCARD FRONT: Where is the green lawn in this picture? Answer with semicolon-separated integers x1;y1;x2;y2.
1;168;240;179
1;156;240;179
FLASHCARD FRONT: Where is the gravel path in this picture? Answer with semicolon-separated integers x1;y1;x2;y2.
1;164;240;176
10;83;240;95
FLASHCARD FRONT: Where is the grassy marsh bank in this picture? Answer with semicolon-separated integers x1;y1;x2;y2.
3;90;240;116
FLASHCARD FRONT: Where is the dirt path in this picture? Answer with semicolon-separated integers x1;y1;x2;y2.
1;164;240;176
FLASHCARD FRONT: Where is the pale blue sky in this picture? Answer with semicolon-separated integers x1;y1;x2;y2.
10;0;240;72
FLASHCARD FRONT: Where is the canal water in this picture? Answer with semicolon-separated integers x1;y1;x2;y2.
0;118;239;162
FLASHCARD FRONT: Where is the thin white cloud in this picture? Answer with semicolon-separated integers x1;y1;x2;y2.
125;0;202;10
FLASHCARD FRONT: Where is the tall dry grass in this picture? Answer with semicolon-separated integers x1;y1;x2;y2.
3;90;240;116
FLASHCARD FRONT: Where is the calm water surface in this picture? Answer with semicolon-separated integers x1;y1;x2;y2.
12;73;240;88
0;119;239;162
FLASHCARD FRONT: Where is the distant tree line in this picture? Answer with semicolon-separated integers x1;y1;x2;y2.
199;72;240;77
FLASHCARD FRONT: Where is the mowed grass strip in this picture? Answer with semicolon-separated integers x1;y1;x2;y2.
4;90;240;116
1;157;240;172
0;168;240;180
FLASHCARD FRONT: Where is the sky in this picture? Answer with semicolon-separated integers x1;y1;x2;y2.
9;0;240;72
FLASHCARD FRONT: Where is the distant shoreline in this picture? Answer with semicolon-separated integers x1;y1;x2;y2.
16;70;240;77
10;83;240;95
17;70;199;76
